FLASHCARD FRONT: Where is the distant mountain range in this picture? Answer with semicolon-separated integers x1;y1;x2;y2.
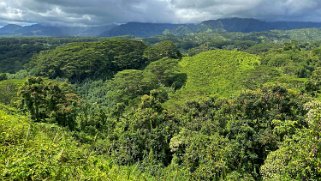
0;24;116;37
202;18;321;32
2;18;321;37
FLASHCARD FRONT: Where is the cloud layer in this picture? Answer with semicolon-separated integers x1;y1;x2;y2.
1;0;321;26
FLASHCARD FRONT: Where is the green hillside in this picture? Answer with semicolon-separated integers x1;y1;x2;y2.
0;104;154;180
29;39;147;83
2;37;321;180
167;50;260;107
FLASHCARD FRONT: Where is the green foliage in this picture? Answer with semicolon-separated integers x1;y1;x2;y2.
0;38;48;73
242;65;281;90
230;86;307;174
144;58;186;89
105;58;186;108
0;73;7;81
0;37;102;74
245;43;283;54
106;69;153;107
273;28;321;42
0;106;153;180
167;85;308;179
264;75;307;94
261;45;318;78
77;105;106;135
0;79;25;105
3;35;321;180
261;101;321;180
29;39;147;82
109;90;179;167
305;67;321;96
170;130;242;180
75;80;110;108
167;50;260;108
143;40;182;61
235;86;306;122
19;77;79;129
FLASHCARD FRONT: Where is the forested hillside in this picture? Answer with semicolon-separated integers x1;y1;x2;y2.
2;29;321;180
0;37;103;73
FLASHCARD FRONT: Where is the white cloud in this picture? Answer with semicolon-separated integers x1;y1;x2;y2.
0;0;321;26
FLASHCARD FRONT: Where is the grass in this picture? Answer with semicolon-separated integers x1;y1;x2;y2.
165;50;260;109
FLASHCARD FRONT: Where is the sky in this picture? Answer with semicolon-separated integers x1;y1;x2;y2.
1;0;321;26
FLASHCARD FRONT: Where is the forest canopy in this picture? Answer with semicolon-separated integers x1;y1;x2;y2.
1;29;321;180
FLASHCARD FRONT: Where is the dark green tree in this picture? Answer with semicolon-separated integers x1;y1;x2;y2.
144;58;186;89
261;101;321;180
106;70;154;107
19;77;79;129
0;73;7;81
144;40;182;62
29;39;147;82
110;89;179;167
306;67;321;96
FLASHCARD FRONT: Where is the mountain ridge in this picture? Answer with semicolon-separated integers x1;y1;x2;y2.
2;17;321;37
0;24;116;37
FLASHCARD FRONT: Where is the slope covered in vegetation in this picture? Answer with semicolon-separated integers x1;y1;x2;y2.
167;50;260;107
1;34;321;180
0;38;102;74
29;39;147;83
0;104;155;180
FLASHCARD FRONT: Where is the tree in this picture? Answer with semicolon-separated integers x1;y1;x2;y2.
19;77;79;129
170;85;308;179
110;89;179;167
261;101;321;180
144;41;182;62
170;129;244;180
144;58;186;89
306;67;321;96
29;39;147;82
0;73;7;81
106;70;154;107
0;79;24;105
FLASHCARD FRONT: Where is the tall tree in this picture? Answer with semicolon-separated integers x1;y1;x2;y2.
144;40;182;62
19;77;79;129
